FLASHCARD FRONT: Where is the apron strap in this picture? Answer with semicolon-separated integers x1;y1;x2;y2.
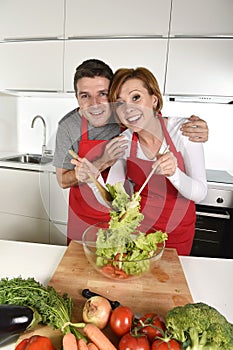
130;113;185;171
158;113;185;171
81;116;88;140
130;132;138;157
158;113;176;155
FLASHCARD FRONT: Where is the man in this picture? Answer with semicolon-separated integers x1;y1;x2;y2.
53;59;209;242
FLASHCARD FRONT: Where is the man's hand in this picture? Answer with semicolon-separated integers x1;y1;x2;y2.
180;115;209;142
71;157;99;183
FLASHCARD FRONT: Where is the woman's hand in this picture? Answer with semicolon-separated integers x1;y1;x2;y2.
153;151;177;177
96;135;128;171
180;115;209;142
71;157;99;183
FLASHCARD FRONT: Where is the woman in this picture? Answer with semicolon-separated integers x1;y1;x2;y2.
75;67;208;255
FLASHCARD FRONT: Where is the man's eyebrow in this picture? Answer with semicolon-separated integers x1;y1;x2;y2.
78;90;89;96
78;88;108;96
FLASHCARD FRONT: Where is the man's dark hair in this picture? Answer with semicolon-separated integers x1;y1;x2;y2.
73;59;113;96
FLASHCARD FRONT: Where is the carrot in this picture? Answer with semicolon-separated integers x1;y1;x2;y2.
63;333;78;350
83;323;117;350
87;343;99;350
77;338;88;350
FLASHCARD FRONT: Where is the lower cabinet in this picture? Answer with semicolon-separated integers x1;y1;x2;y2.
0;167;69;245
50;222;67;246
49;173;69;245
0;167;50;243
0;212;50;243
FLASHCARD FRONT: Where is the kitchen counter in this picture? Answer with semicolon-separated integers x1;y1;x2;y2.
0;151;55;173
0;239;232;350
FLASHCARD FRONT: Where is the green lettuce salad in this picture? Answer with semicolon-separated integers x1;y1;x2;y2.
95;182;167;277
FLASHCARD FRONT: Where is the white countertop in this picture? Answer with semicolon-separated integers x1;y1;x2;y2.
0;151;55;172
0;239;232;350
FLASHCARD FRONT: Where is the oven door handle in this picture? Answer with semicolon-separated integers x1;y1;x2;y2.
196;211;230;220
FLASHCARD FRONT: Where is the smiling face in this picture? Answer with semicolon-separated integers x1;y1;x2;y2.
76;76;112;127
115;78;158;132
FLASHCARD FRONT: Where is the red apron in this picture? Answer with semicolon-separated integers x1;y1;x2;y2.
67;117;110;242
126;114;196;255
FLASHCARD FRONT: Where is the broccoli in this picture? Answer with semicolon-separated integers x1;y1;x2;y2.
165;302;233;350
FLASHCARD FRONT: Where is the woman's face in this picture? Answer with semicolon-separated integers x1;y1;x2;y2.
115;78;158;132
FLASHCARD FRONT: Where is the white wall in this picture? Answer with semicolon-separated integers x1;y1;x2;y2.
0;93;18;151
16;95;77;154
0;94;232;173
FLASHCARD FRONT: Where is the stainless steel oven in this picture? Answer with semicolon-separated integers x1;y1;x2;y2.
191;170;233;258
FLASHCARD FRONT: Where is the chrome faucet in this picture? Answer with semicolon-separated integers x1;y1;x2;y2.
31;115;47;156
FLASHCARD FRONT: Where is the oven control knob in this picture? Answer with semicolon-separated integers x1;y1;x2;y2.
216;197;224;204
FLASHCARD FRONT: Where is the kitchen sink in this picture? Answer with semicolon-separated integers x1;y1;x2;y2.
0;153;53;165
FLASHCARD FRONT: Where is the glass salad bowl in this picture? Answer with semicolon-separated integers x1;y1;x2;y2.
82;223;166;280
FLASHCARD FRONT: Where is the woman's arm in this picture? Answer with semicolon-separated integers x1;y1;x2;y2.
168;140;208;203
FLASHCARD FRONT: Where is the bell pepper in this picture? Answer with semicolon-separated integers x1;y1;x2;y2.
15;335;55;350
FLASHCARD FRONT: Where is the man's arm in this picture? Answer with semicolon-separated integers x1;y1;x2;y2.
56;167;79;189
181;115;209;142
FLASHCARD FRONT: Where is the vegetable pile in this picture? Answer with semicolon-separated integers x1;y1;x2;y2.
107;302;233;350
0;277;86;341
1;275;232;350
95;182;168;278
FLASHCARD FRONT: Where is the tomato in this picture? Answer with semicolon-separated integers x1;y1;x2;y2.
138;313;166;342
15;335;55;350
109;305;134;336
151;339;182;350
119;333;150;350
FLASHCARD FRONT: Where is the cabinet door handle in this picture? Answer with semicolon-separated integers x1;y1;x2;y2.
196;211;230;220
3;36;61;42
67;34;164;40
171;34;232;38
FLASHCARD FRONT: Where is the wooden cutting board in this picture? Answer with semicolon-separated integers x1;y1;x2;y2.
15;241;192;349
49;240;193;325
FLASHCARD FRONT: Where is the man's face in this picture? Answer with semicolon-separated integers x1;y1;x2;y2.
76;76;112;127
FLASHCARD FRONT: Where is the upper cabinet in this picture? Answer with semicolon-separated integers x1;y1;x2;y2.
0;0;232;99
65;0;171;38
165;0;233;99
0;0;64;41
170;0;233;37
0;41;64;92
165;38;233;98
64;39;168;93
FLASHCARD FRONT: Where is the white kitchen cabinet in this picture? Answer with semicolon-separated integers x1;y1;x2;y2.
65;0;171;38
0;212;50;243
49;172;68;245
0;0;64;41
50;222;67;246
0;168;49;219
64;39;168;93
0;167;50;243
49;173;69;223
0;41;64;92
170;0;233;36
165;38;233;97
